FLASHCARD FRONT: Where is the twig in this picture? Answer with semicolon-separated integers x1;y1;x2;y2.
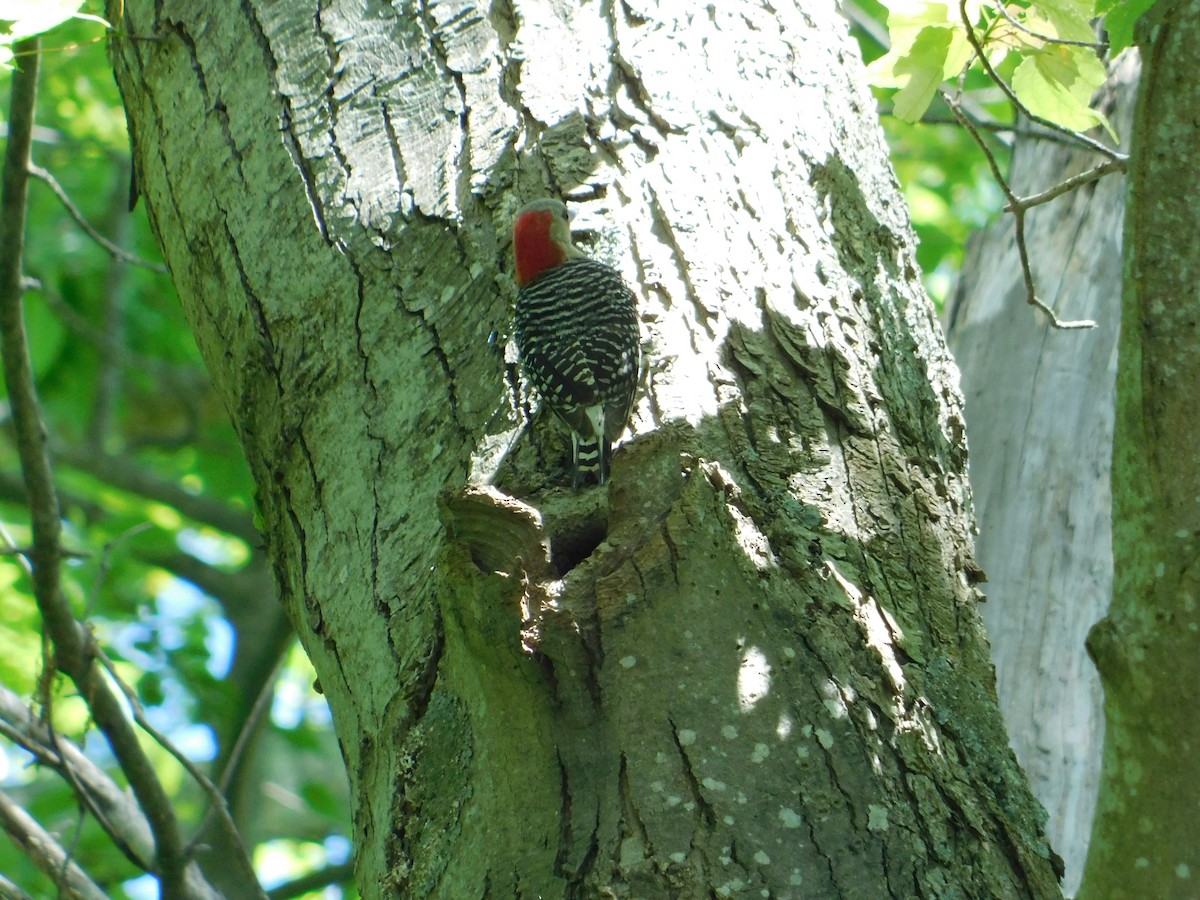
84;521;152;618
1005;158;1126;212
0;37;192;897
88;155;136;447
266;862;356;900
94;648;269;899
958;0;1126;164
0;688;152;870
0;686;223;898
0;871;36;900
186;649;286;853
912;112;1083;148
0;544;90;560
0;519;33;576
944;90;1096;329
0;790;108;900
993;2;1107;50
26;163;168;273
54;444;260;545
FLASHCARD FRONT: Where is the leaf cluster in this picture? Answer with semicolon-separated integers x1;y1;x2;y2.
868;0;1153;129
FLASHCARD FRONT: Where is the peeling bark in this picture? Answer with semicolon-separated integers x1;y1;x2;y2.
110;0;1060;896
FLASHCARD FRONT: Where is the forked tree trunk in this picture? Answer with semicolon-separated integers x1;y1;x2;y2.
110;0;1060;895
944;56;1137;896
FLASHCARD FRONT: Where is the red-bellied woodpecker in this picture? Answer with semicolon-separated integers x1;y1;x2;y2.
512;199;640;487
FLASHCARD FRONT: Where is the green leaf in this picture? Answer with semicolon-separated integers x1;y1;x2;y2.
1034;0;1099;41
1103;0;1160;53
1011;46;1116;138
868;0;957;87
892;26;955;122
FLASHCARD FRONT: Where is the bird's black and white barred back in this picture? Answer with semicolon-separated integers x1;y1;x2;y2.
512;200;641;487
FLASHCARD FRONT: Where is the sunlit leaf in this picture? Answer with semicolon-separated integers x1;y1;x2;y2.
1035;0;1099;41
1012;46;1116;137
892;26;954;121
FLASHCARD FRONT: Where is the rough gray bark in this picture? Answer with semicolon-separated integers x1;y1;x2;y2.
1080;6;1200;896
943;57;1137;896
110;0;1060;896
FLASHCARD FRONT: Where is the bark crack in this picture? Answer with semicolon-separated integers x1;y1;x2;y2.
312;0;354;221
244;0;332;240
667;717;715;833
416;0;474;215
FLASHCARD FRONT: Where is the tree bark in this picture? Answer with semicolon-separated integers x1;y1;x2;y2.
1079;5;1200;896
110;0;1060;896
943;57;1137;896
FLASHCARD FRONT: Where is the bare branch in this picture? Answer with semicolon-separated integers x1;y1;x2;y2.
26;163;168;273
943;90;1097;329
0;790;108;900
0;871;36;900
1006;159;1126;212
0;682;153;869
0;685;226;899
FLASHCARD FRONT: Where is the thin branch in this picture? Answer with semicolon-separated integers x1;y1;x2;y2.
1005;158;1126;212
0;544;90;560
0;37;192;897
94;649;269;899
944;90;1097;329
88;155;136;447
0;686;152;869
266;862;356;900
993;2;1107;49
911;111;1082;148
0;790;108;900
54;444;260;545
85;521;153;618
0;871;36;900
958;0;1126;164
0;518;34;576
0;686;224;899
26;163;168;273
186;648;285;854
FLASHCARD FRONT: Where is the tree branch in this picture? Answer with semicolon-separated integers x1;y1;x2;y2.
265;862;356;900
54;444;260;544
1005;159;1126;212
0;871;36;900
0;683;154;869
943;90;1097;330
93;648;268;899
0;38;194;898
992;2;1108;50
0;790;108;900
26;163;168;273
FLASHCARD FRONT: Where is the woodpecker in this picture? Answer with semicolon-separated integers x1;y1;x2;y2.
512;199;640;487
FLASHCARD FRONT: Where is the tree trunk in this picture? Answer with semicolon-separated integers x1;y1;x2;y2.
110;0;1060;895
1079;7;1200;896
943;57;1138;896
